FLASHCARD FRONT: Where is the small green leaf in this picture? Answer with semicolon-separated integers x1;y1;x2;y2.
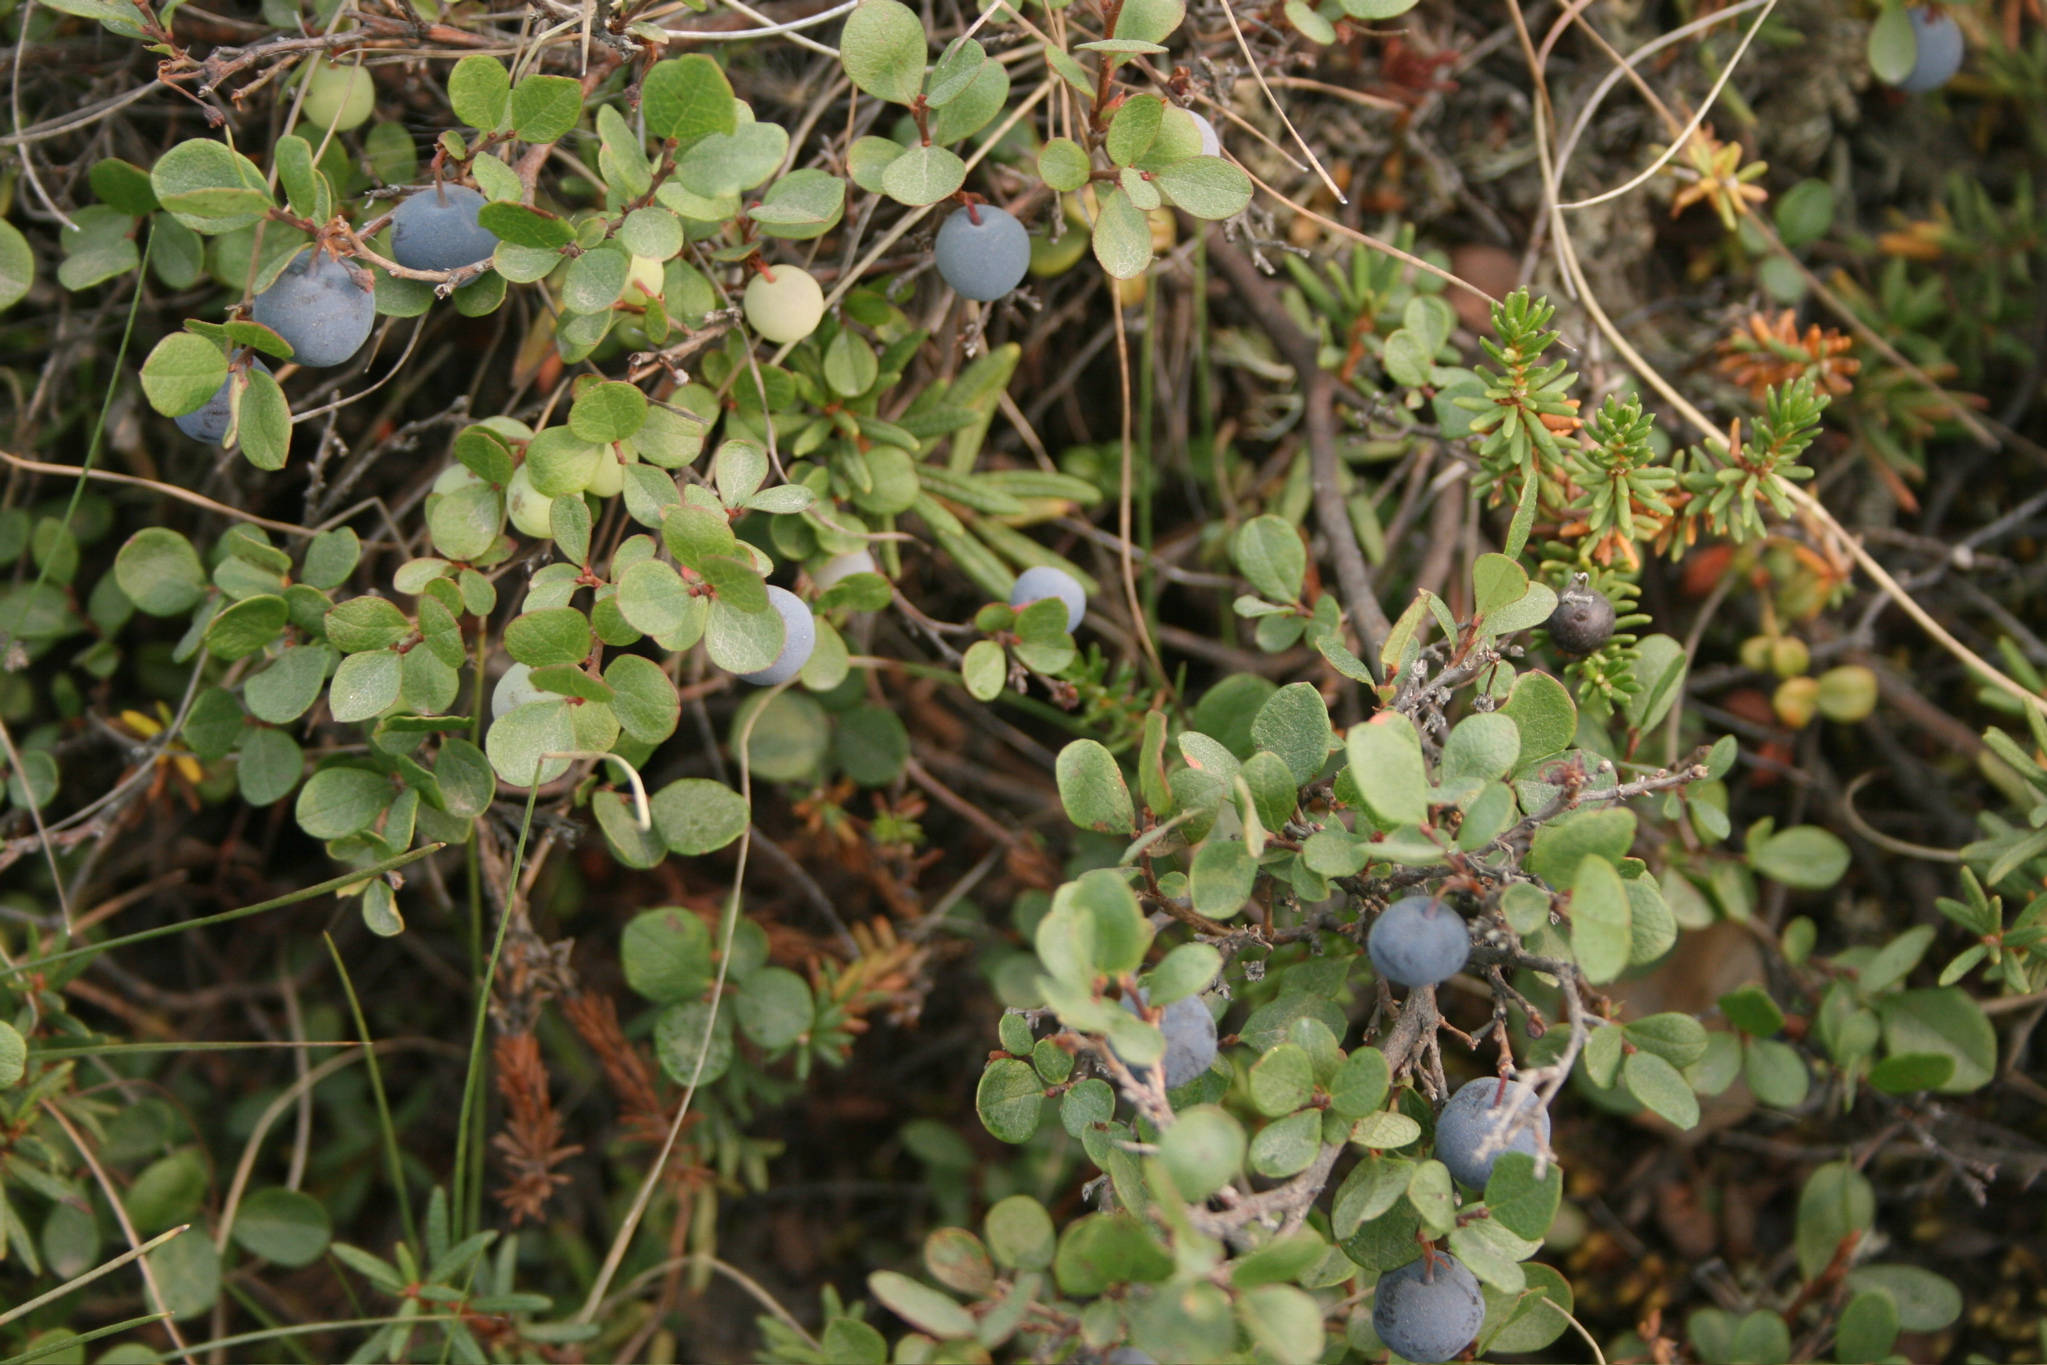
1056;739;1136;834
1039;137;1091;192
1159;1105;1244;1201
1622;1049;1698;1129
881;144;965;206
447;54;511;130
840;0;928;105
1484;1152;1562;1240
975;1058;1044;1144
1868;0;1916;84
140;333;228;417
1795;1161;1874;1280
1877;987;1995;1093
1091;187;1153;280
1145;942;1220;1006
232;1188;332;1268
1345;715;1429;827
115;528;206;616
509;73;583;143
650;777;749;855
641;55;737;143
1749;824;1851;890
1570;855;1633;985
1719;985;1786;1036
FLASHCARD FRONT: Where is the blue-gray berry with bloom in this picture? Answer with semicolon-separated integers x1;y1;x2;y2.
175;360;272;445
1895;7;1964;91
739;586;817;686
1372;1254;1485;1363
389;183;499;271
1434;1076;1551;1190
934;204;1031;303
1116;987;1216;1090
252;250;377;368
1009;565;1086;632
1367;896;1470;988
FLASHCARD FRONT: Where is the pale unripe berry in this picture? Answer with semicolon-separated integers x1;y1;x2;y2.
934;204;1031;303
585;444;637;499
389;184;499;271
432;463;486;495
1896;8;1964;91
625;255;665;304
1367;897;1470;988
299;57;375;132
505;465;553;539
738;586;816;685
813;549;878;591
1008;565;1086;632
743;266;825;344
493;661;544;718
1189;111;1221;157
252;251;377;368
175;360;272;445
1372;1255;1485;1364
1433;1077;1551;1190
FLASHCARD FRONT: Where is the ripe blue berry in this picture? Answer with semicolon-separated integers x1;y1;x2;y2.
389;184;499;271
252;250;377;368
1372;1254;1485;1364
175;360;271;445
1433;1077;1551;1190
1367;897;1470;988
1008;565;1086;633
1116;987;1217;1091
934;204;1031;303
1895;8;1964;91
1189;111;1221;157
738;586;817;686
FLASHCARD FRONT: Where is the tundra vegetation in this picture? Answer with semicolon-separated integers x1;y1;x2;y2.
0;0;2039;1361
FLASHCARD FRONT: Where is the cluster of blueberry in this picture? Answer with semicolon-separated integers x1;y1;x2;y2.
1364;896;1556;1362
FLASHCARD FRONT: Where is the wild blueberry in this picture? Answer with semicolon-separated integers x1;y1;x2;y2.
934;204;1031;303
813;549;878;592
1372;1254;1486;1364
175;360;272;445
1433;1076;1551;1190
505;465;552;540
738;586;817;686
252;250;377;368
743;266;825;344
389;184;499;272
1896;7;1964;91
299;56;374;132
1116;987;1217;1091
492;661;544;718
1009;565;1086;632
1189;111;1221;158
1367;897;1470;988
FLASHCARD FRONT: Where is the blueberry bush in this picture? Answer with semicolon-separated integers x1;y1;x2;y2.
0;0;2042;1360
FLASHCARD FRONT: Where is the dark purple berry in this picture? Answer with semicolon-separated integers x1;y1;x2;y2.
1546;575;1616;654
